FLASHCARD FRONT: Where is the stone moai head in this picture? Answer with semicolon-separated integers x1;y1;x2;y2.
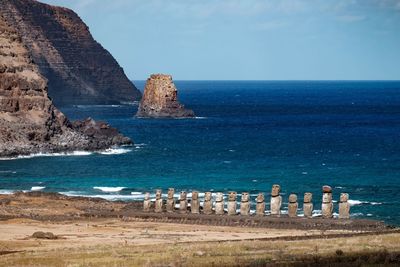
322;185;332;194
168;188;175;199
155;189;162;199
271;184;281;197
304;192;312;203
144;192;150;200
228;191;237;201
289;193;297;203
241;192;250;202
180;191;187;200
216;192;224;202
322;186;333;203
340;193;349;202
205;192;212;201
192;191;199;200
256;193;265;203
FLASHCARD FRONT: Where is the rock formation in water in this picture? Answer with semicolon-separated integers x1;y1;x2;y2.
0;0;141;106
136;74;195;118
0;15;131;157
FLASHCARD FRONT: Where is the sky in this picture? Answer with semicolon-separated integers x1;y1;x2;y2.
40;0;400;80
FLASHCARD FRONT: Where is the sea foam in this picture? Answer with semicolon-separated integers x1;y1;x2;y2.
93;186;126;193
31;186;45;191
99;148;132;155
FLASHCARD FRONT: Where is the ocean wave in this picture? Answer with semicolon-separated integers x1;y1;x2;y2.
93;186;126;193
0;151;93;161
0;189;14;195
195;117;207;119
0;170;17;174
31;186;45;191
348;200;383;206
98;148;132;155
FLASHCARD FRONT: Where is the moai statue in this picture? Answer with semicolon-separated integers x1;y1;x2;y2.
339;193;350;219
166;188;175;213
288;193;298;218
240;192;250;216
256;193;265;216
179;191;188;214
227;191;237;216
154;189;163;213
191;191;200;214
270;184;282;216
303;192;313;218
321;185;333;218
143;192;151;212
215;192;225;215
203;192;213;214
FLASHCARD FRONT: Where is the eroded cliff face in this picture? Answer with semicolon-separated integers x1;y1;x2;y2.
0;14;131;157
0;0;141;106
136;74;195;118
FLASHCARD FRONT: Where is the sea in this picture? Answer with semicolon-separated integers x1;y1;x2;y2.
0;81;399;225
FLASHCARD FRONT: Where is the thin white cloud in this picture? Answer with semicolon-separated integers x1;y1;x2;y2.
336;15;366;22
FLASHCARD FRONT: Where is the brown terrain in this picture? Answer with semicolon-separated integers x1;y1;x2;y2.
0;0;141;106
136;74;195;118
0;192;399;266
0;14;131;157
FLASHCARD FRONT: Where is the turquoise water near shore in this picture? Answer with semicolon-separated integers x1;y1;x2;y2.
0;81;399;224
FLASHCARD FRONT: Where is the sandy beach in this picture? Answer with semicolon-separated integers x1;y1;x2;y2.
0;192;399;266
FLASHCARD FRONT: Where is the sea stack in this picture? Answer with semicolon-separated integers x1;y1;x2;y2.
136;74;195;118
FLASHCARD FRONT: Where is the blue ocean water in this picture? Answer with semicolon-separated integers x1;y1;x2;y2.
0;81;399;224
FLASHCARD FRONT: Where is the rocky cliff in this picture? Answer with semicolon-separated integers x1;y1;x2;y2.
136;74;195;118
0;14;131;157
0;0;141;106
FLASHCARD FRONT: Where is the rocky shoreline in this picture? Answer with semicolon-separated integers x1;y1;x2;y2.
0;13;132;157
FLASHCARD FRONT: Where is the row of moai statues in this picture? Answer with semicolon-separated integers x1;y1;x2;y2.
143;185;351;219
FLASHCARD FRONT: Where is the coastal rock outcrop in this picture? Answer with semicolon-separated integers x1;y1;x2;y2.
0;0;141;106
136;74;195;118
0;15;131;157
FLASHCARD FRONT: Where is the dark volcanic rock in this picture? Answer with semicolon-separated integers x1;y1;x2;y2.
0;15;132;157
136;74;195;118
0;0;141;106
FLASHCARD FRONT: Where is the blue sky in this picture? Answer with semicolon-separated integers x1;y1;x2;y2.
41;0;400;80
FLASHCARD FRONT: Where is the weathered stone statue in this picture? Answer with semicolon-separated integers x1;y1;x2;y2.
191;191;200;214
143;192;151;212
339;193;350;219
303;192;313;218
288;193;298;218
215;192;225;215
240;192;250;216
179;191;188;214
203;192;213;215
166;188;175;213
154;189;163;213
227;191;237;216
321;186;333;218
270;184;282;216
256;193;265;216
